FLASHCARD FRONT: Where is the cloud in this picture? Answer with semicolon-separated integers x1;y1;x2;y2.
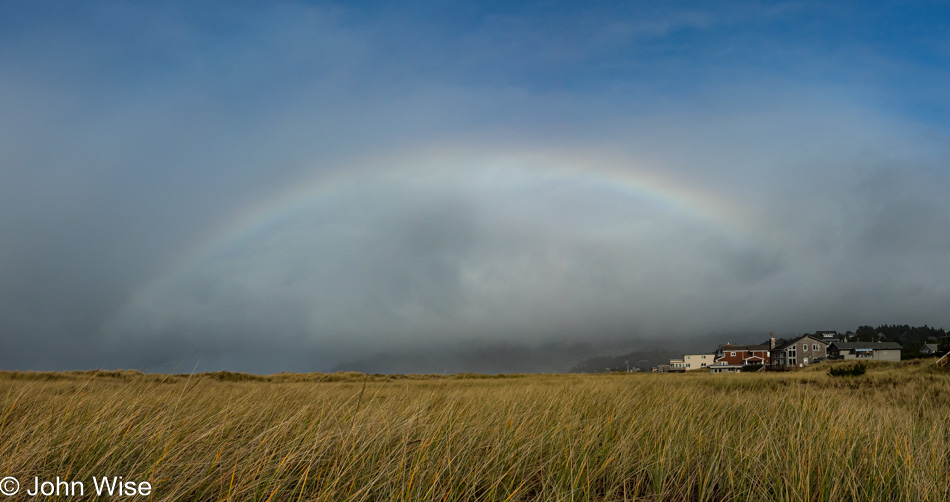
1;1;949;372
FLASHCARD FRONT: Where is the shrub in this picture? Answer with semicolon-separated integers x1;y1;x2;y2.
829;362;867;377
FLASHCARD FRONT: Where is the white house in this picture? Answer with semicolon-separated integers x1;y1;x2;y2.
668;359;687;372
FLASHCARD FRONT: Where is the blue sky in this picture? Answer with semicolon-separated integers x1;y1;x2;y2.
2;1;949;372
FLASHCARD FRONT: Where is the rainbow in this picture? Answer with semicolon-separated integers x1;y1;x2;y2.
175;146;756;273
105;144;765;332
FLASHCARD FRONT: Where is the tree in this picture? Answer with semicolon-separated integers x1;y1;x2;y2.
855;326;876;342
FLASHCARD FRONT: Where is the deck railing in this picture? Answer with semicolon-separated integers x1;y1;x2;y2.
937;352;949;368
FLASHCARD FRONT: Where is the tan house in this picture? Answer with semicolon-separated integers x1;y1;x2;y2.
668;354;715;372
683;353;715;370
828;342;901;362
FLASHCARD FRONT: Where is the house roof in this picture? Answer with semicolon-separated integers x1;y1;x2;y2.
772;335;825;351
830;342;902;350
717;344;769;353
922;344;938;351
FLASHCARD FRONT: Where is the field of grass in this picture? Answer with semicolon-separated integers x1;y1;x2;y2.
1;360;949;501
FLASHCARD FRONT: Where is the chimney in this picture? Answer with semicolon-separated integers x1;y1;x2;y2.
769;331;776;350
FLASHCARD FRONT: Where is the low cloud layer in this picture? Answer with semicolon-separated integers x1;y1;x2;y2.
2;1;949;372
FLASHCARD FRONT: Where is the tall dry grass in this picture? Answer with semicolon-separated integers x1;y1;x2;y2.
0;361;948;501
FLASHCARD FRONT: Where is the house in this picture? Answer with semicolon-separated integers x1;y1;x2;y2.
669;354;715;372
770;335;828;370
710;342;771;373
921;344;939;355
939;335;950;354
683;353;715;370
815;330;847;344
828;342;901;362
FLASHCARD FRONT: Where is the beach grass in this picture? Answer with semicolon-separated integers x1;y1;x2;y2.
1;360;948;501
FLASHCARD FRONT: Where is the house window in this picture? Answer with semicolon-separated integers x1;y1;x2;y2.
803;344;808;352
790;358;796;365
813;344;818;351
731;352;736;356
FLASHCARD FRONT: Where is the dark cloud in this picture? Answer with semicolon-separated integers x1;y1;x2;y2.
2;1;950;373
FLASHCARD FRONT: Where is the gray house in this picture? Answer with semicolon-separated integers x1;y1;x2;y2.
921;344;939;355
828;342;901;362
770;335;828;370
